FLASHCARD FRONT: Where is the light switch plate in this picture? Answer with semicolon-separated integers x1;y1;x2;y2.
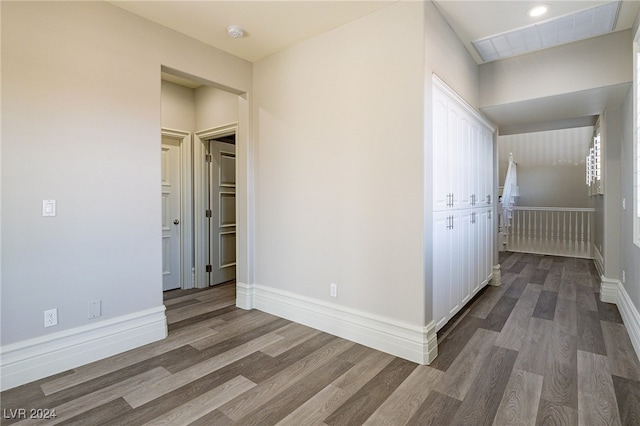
43;200;56;217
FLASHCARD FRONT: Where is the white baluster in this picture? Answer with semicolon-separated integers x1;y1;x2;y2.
579;211;584;256
526;210;531;251
587;212;592;257
545;211;550;253
532;210;536;251
556;211;560;254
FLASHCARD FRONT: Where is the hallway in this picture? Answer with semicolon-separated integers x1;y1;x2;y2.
433;251;640;424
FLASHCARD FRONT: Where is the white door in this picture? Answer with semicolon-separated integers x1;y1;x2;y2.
459;209;473;306
207;139;236;285
433;86;452;211
433;210;460;331
161;137;182;291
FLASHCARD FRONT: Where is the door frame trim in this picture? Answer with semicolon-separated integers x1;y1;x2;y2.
194;123;238;288
161;128;194;290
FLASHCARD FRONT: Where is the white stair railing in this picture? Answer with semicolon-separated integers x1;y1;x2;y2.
506;207;594;258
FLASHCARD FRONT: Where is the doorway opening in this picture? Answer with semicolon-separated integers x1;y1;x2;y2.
160;67;244;297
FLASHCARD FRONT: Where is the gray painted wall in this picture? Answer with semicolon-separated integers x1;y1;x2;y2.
479;30;632;108
602;107;623;280
620;85;639;316
498;127;593;208
1;1;250;346
161;81;239;133
161;81;196;131
252;1;482;327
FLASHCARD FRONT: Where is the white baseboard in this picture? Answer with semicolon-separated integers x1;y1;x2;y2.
593;244;604;277
599;276;640;362
0;306;167;391
249;284;437;365
490;264;502;286
616;282;640;361
600;276;619;304
236;282;254;310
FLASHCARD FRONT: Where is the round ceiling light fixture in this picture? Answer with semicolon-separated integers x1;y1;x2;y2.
527;5;549;17
227;26;245;38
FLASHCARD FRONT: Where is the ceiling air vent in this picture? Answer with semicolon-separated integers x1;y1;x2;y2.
473;1;620;62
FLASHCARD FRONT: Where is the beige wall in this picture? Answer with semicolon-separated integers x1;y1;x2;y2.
161;81;196;131
252;1;481;327
253;1;426;325
498;127;593;208
161;81;238;132
516;166;590;208
479;30;632;108
195;86;239;131
603;106;623;280
2;0;482;370
1;1;250;346
620;82;640;318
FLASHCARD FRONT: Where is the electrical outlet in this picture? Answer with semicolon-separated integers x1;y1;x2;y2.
622;198;626;210
44;309;58;327
622;270;626;284
330;283;337;298
88;300;101;319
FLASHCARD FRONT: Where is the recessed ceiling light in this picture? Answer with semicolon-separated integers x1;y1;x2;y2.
527;5;549;17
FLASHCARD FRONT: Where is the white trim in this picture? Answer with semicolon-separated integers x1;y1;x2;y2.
249;284;437;365
194;123;238;289
235;282;254;310
432;74;495;131
593;244;605;277
490;264;502;286
599;277;640;361
599;276;619;304
161;128;194;290
0;306;167;391
617;282;640;360
511;206;595;212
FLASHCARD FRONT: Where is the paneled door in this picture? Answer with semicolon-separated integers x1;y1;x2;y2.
207;140;236;285
433;210;461;331
161;137;182;291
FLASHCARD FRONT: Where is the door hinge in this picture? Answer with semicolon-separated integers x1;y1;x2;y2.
205;209;212;218
205;154;212;163
206;265;212;273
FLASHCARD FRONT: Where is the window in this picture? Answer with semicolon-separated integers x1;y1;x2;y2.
586;123;602;196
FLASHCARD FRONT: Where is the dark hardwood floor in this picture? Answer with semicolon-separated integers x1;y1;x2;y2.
2;252;640;425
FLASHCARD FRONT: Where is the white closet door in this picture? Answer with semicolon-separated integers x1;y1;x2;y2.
471;208;482;296
447;105;462;208
433;211;461;331
483;128;493;205
459;209;474;306
484;208;494;282
458;114;472;209
433;88;452;211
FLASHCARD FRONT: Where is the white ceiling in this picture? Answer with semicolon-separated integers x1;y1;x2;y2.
112;1;639;65
110;1;396;63
113;0;639;133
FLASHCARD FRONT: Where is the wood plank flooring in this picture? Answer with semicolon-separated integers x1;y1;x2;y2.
2;252;640;425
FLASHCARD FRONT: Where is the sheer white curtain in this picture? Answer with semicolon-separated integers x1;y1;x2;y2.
501;152;518;228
